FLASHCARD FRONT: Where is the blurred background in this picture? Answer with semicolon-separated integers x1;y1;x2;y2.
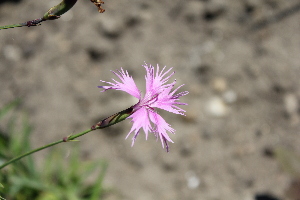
0;0;300;199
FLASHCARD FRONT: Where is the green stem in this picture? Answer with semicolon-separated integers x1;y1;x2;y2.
0;23;24;30
0;0;78;30
0;106;134;170
0;129;92;170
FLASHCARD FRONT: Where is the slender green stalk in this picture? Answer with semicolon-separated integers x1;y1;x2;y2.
0;0;78;30
0;0;106;30
0;23;24;30
0;129;92;170
0;106;134;170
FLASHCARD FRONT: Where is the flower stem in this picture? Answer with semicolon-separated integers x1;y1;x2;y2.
0;129;92;170
0;0;78;30
0;23;24;30
0;107;134;170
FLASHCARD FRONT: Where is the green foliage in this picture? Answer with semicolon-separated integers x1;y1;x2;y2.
273;147;300;200
274;147;300;178
0;101;108;200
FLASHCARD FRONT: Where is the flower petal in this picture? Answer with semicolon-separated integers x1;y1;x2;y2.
144;63;175;95
149;111;174;152
99;68;141;99
126;107;152;144
153;83;189;115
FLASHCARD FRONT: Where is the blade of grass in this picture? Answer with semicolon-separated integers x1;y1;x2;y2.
8;116;19;156
90;161;108;200
20;114;36;176
0;99;21;121
10;176;48;191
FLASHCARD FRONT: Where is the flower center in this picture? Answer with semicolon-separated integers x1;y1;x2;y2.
134;92;159;111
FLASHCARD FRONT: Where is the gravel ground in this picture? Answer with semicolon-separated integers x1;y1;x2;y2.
1;0;300;200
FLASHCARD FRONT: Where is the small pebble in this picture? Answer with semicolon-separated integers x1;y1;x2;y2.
284;93;298;116
3;45;22;61
223;90;237;104
212;77;227;92
185;171;200;189
206;97;228;117
284;93;299;125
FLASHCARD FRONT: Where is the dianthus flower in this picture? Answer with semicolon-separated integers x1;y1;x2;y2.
98;63;188;152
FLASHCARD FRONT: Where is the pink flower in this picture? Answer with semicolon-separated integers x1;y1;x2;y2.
98;63;188;152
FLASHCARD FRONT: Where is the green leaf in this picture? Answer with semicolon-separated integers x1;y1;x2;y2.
90;161;108;200
21;114;35;175
0;195;6;200
0;99;21;121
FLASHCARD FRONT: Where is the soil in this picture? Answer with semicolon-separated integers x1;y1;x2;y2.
1;0;300;200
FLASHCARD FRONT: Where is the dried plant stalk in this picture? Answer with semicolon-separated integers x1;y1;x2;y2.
91;0;105;13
